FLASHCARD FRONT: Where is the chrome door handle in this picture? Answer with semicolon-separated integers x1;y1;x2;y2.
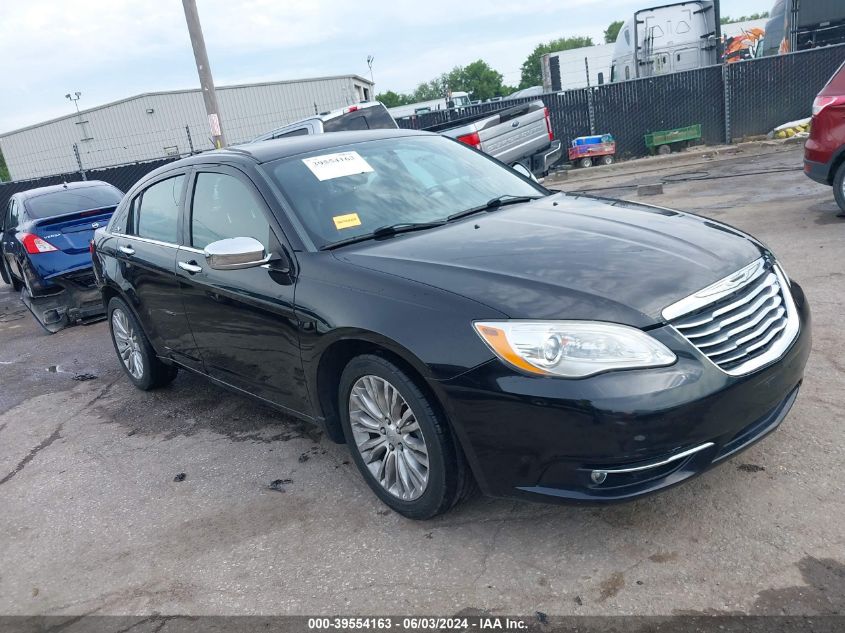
178;261;203;274
118;245;135;256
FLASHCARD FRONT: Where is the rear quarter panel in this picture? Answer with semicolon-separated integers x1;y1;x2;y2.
479;109;549;165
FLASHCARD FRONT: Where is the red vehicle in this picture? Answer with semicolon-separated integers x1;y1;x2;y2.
804;61;845;211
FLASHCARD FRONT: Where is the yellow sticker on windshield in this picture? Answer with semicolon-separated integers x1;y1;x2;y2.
333;213;362;230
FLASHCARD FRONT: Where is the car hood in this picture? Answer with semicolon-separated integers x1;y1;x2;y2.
334;194;763;327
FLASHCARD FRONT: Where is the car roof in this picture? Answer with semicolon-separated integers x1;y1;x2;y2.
14;180;117;201
184;129;436;165
132;129;437;188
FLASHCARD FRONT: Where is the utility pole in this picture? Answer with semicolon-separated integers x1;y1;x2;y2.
72;143;87;180
712;0;723;59
182;0;226;149
367;55;375;84
185;125;195;155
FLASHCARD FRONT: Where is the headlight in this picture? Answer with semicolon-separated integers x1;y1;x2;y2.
473;321;676;378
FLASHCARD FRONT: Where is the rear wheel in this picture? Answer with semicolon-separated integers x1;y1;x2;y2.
657;144;672;155
833;161;845;213
338;354;474;519
107;297;178;390
600;155;615;165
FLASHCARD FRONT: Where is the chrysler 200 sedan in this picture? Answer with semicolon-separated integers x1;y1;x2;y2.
92;130;810;519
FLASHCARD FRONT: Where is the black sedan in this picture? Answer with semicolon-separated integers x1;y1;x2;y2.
92;130;810;519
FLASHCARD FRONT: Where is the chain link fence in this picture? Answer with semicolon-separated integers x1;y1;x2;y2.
728;45;845;140
0;157;178;213
398;43;845;160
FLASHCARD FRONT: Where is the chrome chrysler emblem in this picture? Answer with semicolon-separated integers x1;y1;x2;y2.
696;259;763;298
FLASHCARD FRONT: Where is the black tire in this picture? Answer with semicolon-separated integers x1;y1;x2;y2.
2;258;23;291
579;157;593;168
601;155;615;165
657;144;672;155
107;296;178;390
338;354;474;519
833;161;845;213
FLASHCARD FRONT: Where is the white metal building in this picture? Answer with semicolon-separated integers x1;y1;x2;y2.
0;75;374;181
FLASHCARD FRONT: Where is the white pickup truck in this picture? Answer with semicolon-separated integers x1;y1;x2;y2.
427;100;562;176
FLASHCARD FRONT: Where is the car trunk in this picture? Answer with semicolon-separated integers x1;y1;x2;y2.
33;207;116;255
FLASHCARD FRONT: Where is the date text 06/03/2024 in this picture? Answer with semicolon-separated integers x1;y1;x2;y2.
306;617;529;630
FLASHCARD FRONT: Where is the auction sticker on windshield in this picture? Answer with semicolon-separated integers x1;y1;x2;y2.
332;213;362;230
303;151;374;181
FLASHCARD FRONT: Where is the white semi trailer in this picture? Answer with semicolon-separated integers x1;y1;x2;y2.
610;1;720;82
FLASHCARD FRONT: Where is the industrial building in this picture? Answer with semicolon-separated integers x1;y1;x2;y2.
0;74;375;181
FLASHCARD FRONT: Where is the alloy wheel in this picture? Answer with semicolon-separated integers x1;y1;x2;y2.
348;375;430;500
112;308;144;380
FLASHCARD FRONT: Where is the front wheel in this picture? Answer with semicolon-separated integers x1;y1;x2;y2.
600;155;615;165
107;297;178;390
833;161;845;213
579;157;593;168
338;354;473;519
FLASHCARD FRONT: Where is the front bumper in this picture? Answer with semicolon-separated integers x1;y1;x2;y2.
433;282;811;503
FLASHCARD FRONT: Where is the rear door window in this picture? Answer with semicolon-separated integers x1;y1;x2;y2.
131;175;184;244
24;185;123;219
822;61;845;94
323;105;397;132
273;127;310;139
190;172;271;251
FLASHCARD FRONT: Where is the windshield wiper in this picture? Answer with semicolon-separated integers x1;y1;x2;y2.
446;194;543;222
320;221;447;251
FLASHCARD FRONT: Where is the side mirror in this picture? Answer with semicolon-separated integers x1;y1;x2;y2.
204;236;270;270
511;163;539;182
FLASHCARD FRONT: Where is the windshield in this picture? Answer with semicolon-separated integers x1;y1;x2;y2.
264;135;545;249
25;184;123;219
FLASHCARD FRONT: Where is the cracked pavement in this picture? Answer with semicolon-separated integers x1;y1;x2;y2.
0;144;843;616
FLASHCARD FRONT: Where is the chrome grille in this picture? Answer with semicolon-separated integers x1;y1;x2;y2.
664;258;799;376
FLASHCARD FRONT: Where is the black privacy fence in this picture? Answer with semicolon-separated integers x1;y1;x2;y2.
0;157;178;212
397;43;845;160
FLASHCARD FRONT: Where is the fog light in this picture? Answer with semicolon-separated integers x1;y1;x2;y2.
591;470;608;484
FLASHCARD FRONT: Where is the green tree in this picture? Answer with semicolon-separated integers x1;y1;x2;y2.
376;59;511;108
721;12;769;24
0;149;9;182
604;20;624;44
412;76;448;101
519;35;594;89
375;90;412;108
452;59;508;101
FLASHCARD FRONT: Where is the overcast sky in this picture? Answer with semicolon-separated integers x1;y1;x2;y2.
2;0;772;133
